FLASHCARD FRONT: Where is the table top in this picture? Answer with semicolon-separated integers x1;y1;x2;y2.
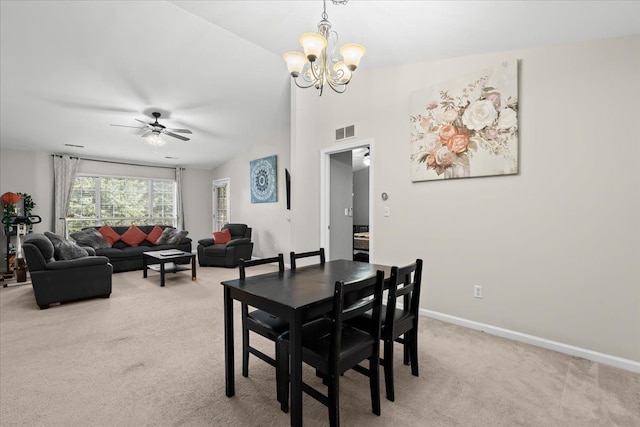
221;259;390;311
143;250;194;260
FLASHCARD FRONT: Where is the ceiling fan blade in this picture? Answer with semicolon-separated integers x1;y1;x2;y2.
135;118;153;126
163;131;190;141
165;128;192;134
110;124;146;129
141;131;152;138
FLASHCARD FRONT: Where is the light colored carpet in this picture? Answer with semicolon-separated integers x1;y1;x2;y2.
1;266;638;427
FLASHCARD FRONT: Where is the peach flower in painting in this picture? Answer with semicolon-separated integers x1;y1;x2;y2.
447;134;469;154
439;125;456;143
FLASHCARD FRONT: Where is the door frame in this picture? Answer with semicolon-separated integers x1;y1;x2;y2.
320;138;373;260
212;178;231;231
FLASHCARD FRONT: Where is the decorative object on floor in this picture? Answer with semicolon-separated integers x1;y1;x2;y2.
250;155;277;203
197;223;253;268
1;209;41;282
110;111;192;146
410;60;519;181
283;0;365;96
22;233;112;309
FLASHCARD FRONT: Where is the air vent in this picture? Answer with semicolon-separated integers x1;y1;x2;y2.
164;156;178;160
64;143;84;148
335;125;356;141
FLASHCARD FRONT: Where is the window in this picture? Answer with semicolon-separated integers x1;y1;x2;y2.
66;175;176;234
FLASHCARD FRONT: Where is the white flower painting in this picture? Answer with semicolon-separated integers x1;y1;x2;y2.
410;60;519;181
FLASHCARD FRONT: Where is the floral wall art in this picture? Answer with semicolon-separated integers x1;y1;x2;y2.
410;60;519;181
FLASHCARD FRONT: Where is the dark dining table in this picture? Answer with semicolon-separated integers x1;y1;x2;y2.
220;259;391;426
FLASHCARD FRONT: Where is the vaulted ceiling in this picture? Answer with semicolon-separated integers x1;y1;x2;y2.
1;1;638;169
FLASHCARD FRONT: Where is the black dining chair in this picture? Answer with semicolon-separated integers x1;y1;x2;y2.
289;248;325;270
238;255;287;382
276;270;385;426
349;259;423;401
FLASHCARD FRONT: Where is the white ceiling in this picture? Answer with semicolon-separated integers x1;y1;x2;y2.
1;1;638;170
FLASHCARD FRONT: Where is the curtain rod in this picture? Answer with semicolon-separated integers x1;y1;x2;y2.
51;154;184;170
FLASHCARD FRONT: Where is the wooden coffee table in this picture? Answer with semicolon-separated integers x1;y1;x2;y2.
143;250;196;287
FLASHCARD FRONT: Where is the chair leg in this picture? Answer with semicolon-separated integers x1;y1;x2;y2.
403;333;410;365
328;374;340;427
276;339;289;413
383;338;395;402
409;328;419;377
369;356;381;416
241;319;249;378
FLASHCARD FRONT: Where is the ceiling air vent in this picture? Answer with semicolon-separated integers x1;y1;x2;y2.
335;125;355;142
64;143;84;148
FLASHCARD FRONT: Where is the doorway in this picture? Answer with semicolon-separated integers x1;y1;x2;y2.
320;139;373;261
212;178;230;231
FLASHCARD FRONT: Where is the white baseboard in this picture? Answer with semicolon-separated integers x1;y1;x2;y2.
420;309;640;373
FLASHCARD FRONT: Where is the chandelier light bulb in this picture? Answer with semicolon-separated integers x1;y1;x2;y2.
299;32;328;62
283;51;307;77
333;61;351;82
339;43;366;70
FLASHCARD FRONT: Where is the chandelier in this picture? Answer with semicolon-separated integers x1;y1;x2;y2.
283;0;365;96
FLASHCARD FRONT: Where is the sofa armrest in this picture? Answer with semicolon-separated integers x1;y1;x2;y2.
227;238;251;247
46;256;110;270
198;238;215;247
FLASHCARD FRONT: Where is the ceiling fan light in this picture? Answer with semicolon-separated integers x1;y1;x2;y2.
300;32;327;62
340;43;366;71
283;51;307;77
147;133;165;147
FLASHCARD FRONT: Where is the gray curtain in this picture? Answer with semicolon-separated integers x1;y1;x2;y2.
175;167;185;231
53;155;79;237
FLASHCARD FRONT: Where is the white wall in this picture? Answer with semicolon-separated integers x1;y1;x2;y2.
211;117;292;258
290;36;640;362
0;149;212;251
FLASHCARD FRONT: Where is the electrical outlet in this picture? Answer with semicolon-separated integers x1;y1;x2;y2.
474;285;483;299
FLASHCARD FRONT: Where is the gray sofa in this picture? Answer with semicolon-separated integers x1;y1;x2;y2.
22;234;113;309
197;223;253;268
79;225;192;273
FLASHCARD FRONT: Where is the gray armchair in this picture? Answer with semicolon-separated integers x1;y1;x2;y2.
197;223;253;268
22;234;113;309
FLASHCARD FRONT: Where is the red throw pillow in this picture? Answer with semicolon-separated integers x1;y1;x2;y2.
213;228;232;244
146;225;164;245
98;224;121;245
120;225;147;247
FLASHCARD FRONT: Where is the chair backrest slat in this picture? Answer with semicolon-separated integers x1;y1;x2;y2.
385;259;423;335
330;270;385;361
290;248;325;271
239;254;285;280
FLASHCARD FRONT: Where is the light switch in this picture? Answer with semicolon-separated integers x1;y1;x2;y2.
344;208;349;216
384;206;390;217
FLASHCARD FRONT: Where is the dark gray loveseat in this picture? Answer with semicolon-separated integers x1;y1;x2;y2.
22;234;113;309
197;223;253;268
78;225;192;273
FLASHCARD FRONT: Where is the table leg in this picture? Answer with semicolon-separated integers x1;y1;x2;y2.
224;287;235;397
143;255;148;278
191;256;196;281
289;311;303;426
160;262;165;287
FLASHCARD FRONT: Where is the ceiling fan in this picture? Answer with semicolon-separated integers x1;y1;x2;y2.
111;112;192;142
